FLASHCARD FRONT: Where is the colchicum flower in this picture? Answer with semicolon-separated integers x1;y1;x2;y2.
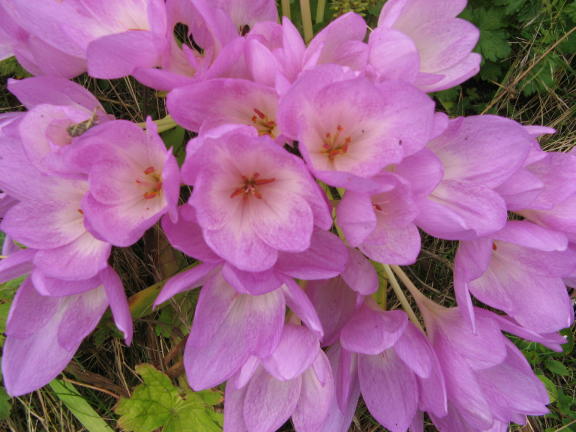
0;0;572;431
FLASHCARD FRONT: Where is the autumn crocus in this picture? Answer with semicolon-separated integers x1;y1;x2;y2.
418;300;551;431
417;115;532;240
0;125;111;280
373;0;481;92
224;324;334;432
1;0;169;79
8;76;113;177
181;127;331;272
80;119;179;247
168;78;280;138
2;268;132;396
278;65;435;189
455;220;576;333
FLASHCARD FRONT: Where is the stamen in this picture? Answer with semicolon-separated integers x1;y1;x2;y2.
136;166;163;200
250;108;277;137
322;124;352;162
230;172;276;200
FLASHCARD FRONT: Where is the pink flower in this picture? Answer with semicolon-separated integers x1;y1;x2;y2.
2;0;169;79
224;324;334;432
417;116;532;240
278;65;435;189
420;302;551;430
455;221;576;333
168;78;280;138
79;119;179;247
182;128;331;272
9;76;113;177
373;0;481;92
2;268;132;396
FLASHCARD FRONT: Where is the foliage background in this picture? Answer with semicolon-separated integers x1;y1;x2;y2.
0;0;575;430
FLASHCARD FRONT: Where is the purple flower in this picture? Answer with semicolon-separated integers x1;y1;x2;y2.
417;115;532;240
419;301;551;430
79;119;180;247
181;128;331;272
1;267;132;396
455;220;576;333
278;66;435;189
373;0;481;92
224;324;334;432
9;76;114;177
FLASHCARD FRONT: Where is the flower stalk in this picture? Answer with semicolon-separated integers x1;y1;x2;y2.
383;264;422;330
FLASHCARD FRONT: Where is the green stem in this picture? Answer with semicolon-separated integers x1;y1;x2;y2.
383;264;422;330
315;0;326;24
299;0;314;42
281;0;291;20
138;115;178;133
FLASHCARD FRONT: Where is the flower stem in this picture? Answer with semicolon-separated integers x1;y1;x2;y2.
316;0;326;24
281;0;291;20
390;265;426;302
138;115;178;133
383;264;422;330
299;0;314;42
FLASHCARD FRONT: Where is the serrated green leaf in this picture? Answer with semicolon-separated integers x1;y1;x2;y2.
50;380;114;432
477;29;511;62
115;364;222;432
0;387;11;420
545;358;570;376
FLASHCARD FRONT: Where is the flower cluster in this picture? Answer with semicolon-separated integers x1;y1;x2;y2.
0;0;574;431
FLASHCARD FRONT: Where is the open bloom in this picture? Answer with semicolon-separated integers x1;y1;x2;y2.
278;65;435;189
417;115;532;240
182;128;331;272
80;119;179;247
0;124;111;280
9;76;113;177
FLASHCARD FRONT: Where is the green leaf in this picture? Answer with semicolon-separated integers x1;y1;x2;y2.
161;126;186;164
0;387;11;420
0;57;30;78
545;358;570;376
115;364;223;432
537;374;558;403
49;379;114;432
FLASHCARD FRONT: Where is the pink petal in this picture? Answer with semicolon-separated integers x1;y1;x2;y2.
341;248;378;295
307;278;358;346
34;232;111;281
293;351;335;432
359;350;419;432
262;324;320;381
282;278;323;337
185;272;285;389
243;368;302;432
341;305;408;355
275;230;348;280
3;282;108;396
87;30;165;79
100;267;133;345
154;263;216;306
